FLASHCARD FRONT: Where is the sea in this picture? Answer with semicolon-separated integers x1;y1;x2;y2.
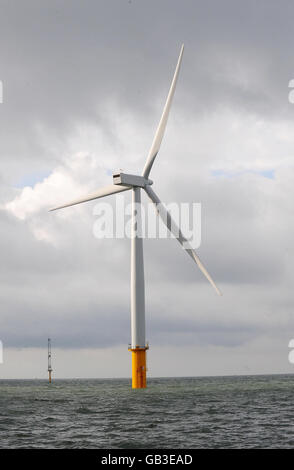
0;374;293;449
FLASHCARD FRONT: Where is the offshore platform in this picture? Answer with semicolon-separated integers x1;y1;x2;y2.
48;338;52;383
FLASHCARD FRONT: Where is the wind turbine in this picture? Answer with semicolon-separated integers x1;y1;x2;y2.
50;45;221;388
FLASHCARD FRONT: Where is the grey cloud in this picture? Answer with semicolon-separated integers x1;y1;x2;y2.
1;0;294;182
0;1;294;376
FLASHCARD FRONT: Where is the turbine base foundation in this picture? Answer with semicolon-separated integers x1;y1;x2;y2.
128;346;149;388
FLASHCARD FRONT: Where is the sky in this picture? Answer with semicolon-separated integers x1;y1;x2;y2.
1;0;294;378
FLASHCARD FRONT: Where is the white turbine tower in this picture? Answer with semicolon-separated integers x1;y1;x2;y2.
50;45;221;388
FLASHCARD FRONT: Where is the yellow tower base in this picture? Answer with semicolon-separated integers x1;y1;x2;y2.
128;346;149;388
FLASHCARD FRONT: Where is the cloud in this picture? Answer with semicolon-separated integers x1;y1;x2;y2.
1;0;294;377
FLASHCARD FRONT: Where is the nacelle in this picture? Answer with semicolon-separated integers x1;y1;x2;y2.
113;172;153;188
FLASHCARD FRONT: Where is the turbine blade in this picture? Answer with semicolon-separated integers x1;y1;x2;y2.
142;44;184;179
49;184;131;211
145;185;222;296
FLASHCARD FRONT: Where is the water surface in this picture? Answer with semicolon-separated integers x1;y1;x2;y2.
0;375;293;448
